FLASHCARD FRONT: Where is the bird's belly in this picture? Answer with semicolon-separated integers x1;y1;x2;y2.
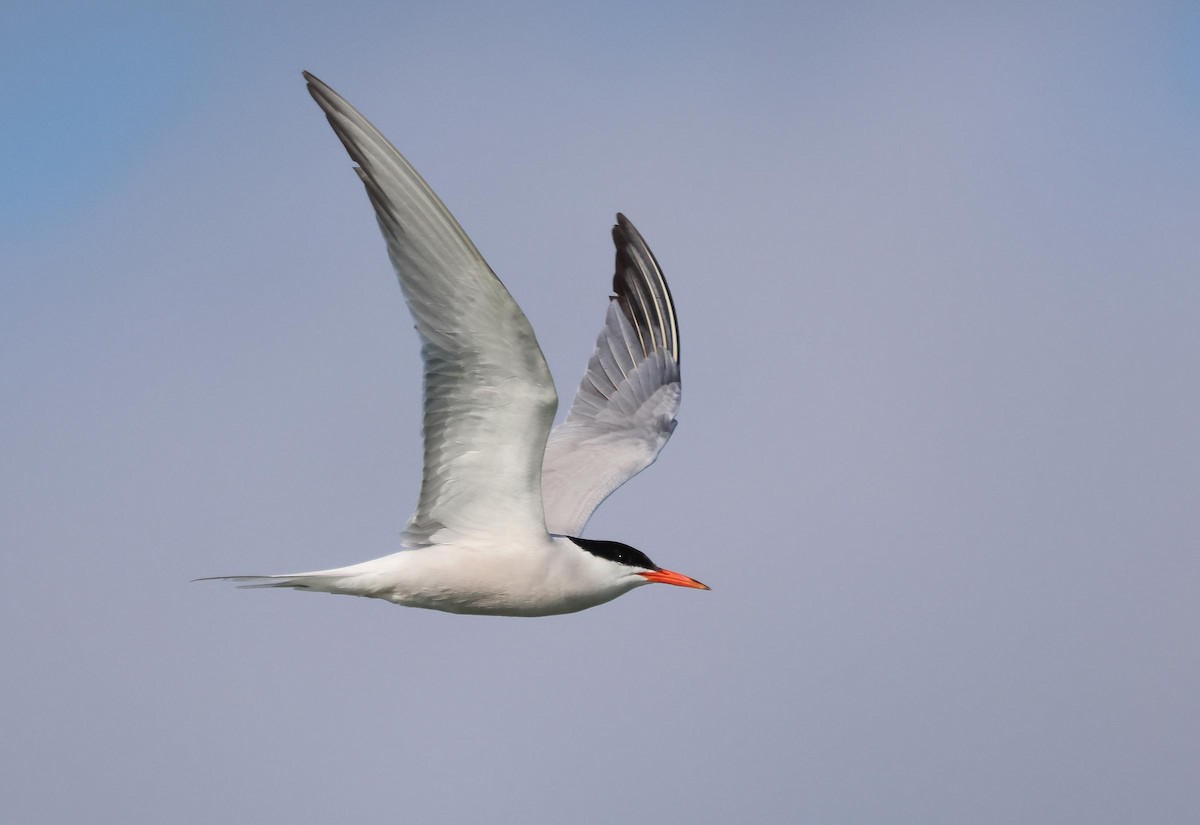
393;590;614;617
381;546;619;617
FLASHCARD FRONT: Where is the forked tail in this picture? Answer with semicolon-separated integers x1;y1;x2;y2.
197;552;406;599
194;571;368;595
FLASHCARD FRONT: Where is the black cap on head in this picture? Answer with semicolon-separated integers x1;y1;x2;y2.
569;536;659;571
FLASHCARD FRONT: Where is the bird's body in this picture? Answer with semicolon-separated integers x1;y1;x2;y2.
203;73;707;616
225;536;649;617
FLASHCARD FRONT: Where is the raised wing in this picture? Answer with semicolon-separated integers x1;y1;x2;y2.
305;72;558;546
541;214;681;536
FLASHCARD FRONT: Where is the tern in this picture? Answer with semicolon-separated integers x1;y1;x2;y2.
202;72;707;616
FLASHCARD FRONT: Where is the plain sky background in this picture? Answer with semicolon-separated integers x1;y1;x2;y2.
3;2;1198;822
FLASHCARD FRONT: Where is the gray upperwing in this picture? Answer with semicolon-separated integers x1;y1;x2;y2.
306;72;557;545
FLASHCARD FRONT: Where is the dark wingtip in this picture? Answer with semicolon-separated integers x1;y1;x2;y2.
609;214;680;365
301;70;322;95
611;212;637;246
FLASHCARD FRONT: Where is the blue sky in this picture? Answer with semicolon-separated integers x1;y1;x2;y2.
2;2;1198;823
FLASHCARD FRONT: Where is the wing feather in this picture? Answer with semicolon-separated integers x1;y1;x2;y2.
541;215;681;536
305;72;557;545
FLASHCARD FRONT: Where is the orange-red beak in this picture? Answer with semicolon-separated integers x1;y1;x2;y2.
639;568;710;590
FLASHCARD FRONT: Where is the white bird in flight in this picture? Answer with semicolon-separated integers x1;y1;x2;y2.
203;72;707;616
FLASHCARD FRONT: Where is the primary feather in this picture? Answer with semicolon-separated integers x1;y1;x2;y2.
306;72;557;548
541;215;682;536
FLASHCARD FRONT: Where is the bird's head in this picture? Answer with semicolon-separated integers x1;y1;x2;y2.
570;536;709;591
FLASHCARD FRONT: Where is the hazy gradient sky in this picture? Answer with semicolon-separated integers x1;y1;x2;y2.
3;2;1198;823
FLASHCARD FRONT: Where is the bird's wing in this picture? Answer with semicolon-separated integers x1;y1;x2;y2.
305;72;557;546
540;214;681;536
